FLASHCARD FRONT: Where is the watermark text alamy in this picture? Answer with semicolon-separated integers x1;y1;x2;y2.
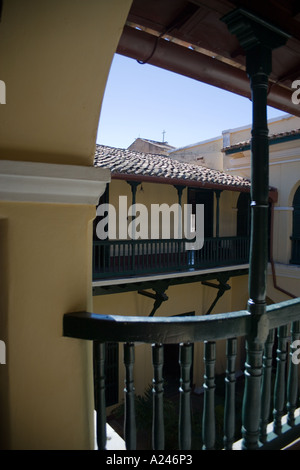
95;196;204;251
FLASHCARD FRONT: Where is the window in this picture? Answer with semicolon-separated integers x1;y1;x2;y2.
188;188;213;238
237;192;251;237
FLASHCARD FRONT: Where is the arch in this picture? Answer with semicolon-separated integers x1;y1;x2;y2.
291;185;300;264
288;180;300;207
293;185;300;211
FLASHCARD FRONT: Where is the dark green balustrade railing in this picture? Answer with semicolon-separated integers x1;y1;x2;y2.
63;297;300;450
93;236;250;279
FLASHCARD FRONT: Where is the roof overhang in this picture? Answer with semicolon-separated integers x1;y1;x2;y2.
117;0;300;117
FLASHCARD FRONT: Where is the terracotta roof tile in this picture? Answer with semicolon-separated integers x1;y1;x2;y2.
94;144;251;190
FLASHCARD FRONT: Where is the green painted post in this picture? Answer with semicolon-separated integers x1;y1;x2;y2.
174;184;185;240
179;342;192;450
93;341;107;450
127;181;141;270
124;342;137;450
152;343;165;450
215;190;222;239
222;8;289;450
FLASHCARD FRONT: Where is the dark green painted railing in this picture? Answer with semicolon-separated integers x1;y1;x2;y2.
63;297;300;450
93;236;250;280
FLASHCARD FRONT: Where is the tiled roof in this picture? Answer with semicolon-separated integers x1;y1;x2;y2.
94;144;251;190
223;128;300;152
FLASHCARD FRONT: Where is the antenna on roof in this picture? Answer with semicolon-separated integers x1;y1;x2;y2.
162;130;166;143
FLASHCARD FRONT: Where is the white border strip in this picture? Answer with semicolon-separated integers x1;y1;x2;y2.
92;264;250;288
274;207;293;211
268;262;300;279
0;160;111;204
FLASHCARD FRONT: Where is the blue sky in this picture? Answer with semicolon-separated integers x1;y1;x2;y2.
97;53;287;150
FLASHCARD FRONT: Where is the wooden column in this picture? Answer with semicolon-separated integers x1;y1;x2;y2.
223;8;289;450
215;190;222;238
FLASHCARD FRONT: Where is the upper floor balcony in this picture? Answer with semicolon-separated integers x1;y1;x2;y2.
92;145;259;284
93;235;250;280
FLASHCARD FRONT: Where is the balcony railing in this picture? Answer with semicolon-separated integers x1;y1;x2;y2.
63;297;300;451
291;237;300;265
93;236;250;280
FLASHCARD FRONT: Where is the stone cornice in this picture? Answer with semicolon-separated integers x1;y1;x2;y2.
0;160;110;204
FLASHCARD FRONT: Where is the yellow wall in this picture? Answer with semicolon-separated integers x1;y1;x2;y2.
0;0;132;450
0;0;131;166
0;202;96;449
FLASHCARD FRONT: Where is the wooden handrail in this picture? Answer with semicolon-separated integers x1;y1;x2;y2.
63;298;300;450
63;298;300;344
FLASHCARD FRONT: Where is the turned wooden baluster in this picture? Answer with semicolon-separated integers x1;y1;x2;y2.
124;342;136;450
202;341;216;450
93;341;106;450
224;338;237;450
260;329;275;443
273;325;289;435
179;342;192;450
152;343;165;450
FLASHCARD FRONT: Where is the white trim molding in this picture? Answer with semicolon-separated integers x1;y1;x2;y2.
273;206;293;211
92;264;250;288
0;160;111;204
268;262;300;279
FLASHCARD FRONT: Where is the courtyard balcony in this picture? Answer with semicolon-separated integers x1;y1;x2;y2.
92;236;250;281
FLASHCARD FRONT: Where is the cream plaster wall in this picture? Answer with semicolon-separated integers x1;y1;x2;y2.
223;114;300;148
170;137;223;170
